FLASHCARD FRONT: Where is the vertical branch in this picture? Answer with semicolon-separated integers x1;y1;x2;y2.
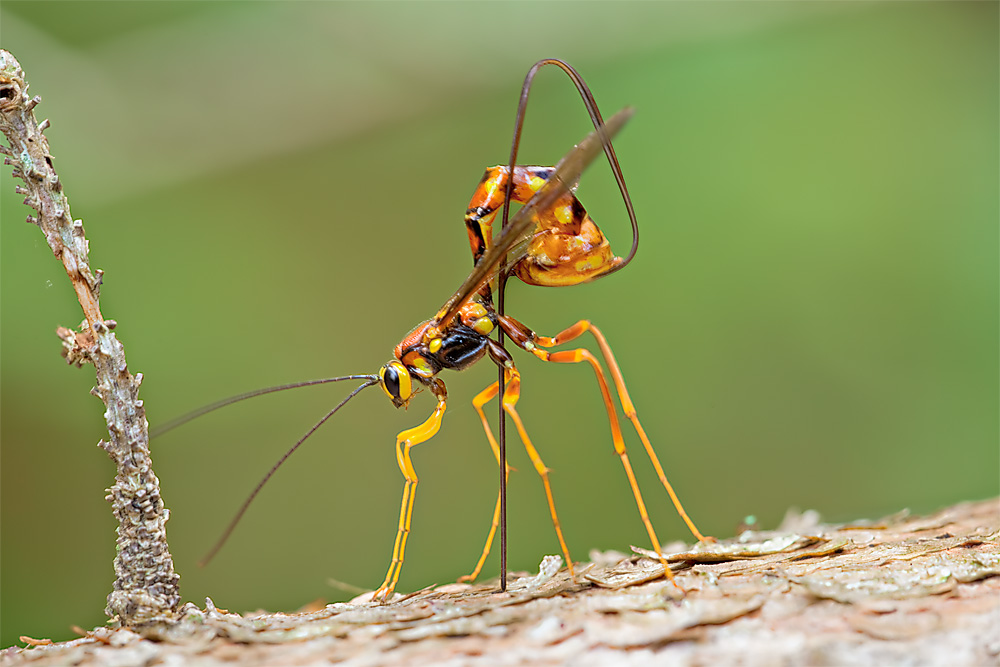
0;50;180;623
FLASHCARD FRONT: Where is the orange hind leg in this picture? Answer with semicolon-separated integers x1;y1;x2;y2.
535;320;708;544
501;316;711;586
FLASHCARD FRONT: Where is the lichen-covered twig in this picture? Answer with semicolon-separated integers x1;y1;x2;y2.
0;50;180;624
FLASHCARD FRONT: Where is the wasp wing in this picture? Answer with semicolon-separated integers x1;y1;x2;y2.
435;106;634;326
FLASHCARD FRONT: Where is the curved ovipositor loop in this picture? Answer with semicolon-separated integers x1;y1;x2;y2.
498;58;640;296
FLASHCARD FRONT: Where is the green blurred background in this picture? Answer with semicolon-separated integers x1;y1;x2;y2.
1;1;996;648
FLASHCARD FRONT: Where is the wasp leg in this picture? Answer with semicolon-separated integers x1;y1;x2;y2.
458;380;518;584
462;367;576;579
533;320;708;544
373;390;447;602
503;317;704;586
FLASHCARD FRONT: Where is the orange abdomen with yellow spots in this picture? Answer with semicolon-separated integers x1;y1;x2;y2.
465;166;623;287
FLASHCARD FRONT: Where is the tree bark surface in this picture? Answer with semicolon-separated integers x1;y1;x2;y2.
4;497;997;666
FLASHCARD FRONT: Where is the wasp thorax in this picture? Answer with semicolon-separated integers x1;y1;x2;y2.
379;360;413;408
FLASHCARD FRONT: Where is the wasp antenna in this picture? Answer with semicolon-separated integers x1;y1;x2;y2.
151;374;379;439
198;378;379;567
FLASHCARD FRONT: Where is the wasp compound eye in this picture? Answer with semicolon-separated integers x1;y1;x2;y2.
380;365;400;399
379;361;412;407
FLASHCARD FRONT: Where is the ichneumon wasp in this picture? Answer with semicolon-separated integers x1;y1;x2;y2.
156;59;708;602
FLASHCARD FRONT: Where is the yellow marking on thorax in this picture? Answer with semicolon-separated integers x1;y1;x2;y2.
473;318;495;336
